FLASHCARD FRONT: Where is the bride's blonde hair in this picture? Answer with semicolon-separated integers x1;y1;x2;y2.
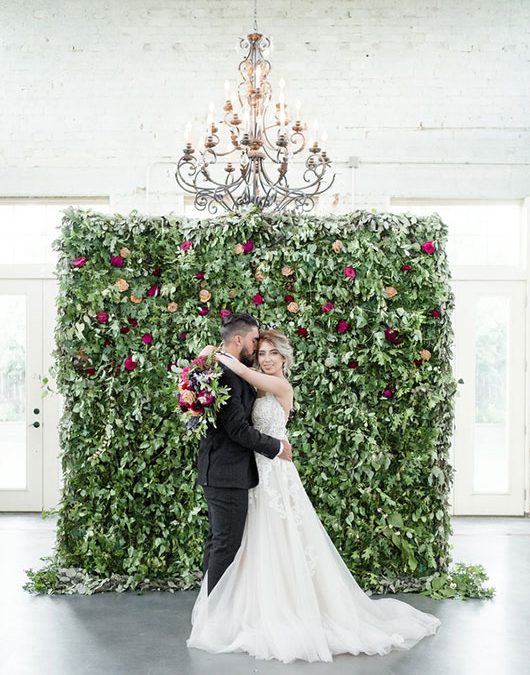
257;329;294;377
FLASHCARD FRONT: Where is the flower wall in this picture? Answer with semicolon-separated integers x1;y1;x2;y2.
35;207;456;593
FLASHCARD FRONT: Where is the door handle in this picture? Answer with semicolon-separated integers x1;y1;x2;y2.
33;408;40;415
31;421;41;428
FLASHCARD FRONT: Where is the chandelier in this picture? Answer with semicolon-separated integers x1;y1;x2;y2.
175;13;334;215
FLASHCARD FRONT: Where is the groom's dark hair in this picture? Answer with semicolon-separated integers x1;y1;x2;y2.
220;313;259;343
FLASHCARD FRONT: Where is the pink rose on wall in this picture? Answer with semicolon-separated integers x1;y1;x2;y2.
71;256;87;268
220;309;232;318
421;240;436;254
242;240;254;253
252;293;264;305
142;333;153;344
198;307;209;316
322;302;334;313
124;356;137;371
343;266;357;279
180;241;193;251
382;388;394;398
96;311;108;324
147;285;161;297
111;255;124;267
337;320;350;333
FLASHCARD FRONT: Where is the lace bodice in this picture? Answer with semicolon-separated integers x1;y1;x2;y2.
251;391;288;441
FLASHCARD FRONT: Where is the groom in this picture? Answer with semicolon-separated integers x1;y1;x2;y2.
198;313;292;594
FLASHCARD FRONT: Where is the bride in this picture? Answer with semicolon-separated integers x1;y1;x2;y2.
187;329;440;663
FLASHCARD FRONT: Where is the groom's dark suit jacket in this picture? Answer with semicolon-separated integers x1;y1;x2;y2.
198;365;280;489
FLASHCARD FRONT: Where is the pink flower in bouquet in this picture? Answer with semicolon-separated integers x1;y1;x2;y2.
343;266;357;279
147;285;161;297
432;309;441;318
111;255;124;267
96;311;108;324
124;356;137;371
322;301;334;313
220;309;232;319
71;256;87;268
191;355;207;367
180;241;193;251
242;240;254;253
421;240;436;254
297;327;308;337
337;320;350;333
142;333;153;344
382;388;394;398
198;391;215;406
252;293;264;305
195;271;205;280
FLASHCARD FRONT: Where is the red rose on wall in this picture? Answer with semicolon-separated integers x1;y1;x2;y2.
297;327;308;337
432;309;441;318
337;320;350;333
124;356;137;371
252;293;264;305
401;264;413;272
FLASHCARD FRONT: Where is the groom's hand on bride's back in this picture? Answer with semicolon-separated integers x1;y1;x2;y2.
277;440;293;462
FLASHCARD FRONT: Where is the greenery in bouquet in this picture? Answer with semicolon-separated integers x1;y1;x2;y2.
172;350;230;435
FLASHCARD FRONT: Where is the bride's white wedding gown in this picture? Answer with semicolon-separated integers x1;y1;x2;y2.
187;391;440;663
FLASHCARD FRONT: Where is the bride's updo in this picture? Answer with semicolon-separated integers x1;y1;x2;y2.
257;329;294;377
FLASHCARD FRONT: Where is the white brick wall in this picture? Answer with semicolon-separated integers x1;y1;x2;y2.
0;0;529;214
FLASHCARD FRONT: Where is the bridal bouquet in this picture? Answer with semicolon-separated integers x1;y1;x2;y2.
172;350;231;435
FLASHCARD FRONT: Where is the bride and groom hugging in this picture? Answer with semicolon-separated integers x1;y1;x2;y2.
187;312;441;663
196;312;293;594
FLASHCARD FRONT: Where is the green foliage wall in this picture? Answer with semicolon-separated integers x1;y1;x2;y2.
38;207;456;593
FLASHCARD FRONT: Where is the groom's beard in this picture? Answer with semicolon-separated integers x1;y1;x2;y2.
239;348;255;367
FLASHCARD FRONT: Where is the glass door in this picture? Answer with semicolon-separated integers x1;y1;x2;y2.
0;280;43;510
452;280;526;515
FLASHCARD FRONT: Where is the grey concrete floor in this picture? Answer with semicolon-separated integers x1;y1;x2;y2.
1;515;530;675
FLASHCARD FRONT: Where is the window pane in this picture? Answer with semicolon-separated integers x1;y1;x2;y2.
0;200;109;265
473;295;509;493
391;202;524;268
0;296;26;489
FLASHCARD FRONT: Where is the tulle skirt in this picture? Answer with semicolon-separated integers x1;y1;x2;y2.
187;456;440;663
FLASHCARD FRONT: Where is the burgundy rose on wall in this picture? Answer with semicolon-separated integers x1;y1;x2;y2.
242;240;254;254
142;333;153;344
297;327;308;337
384;326;400;345
147;285;160;297
348;360;359;369
96;311;108;324
401;264;413;272
152;267;161;277
432;309;441;318
284;294;295;303
198;307;209;316
120;326;129;334
382;388;394;398
127;317;138;326
195;272;205;280
252;293;264;305
111;255;124;268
